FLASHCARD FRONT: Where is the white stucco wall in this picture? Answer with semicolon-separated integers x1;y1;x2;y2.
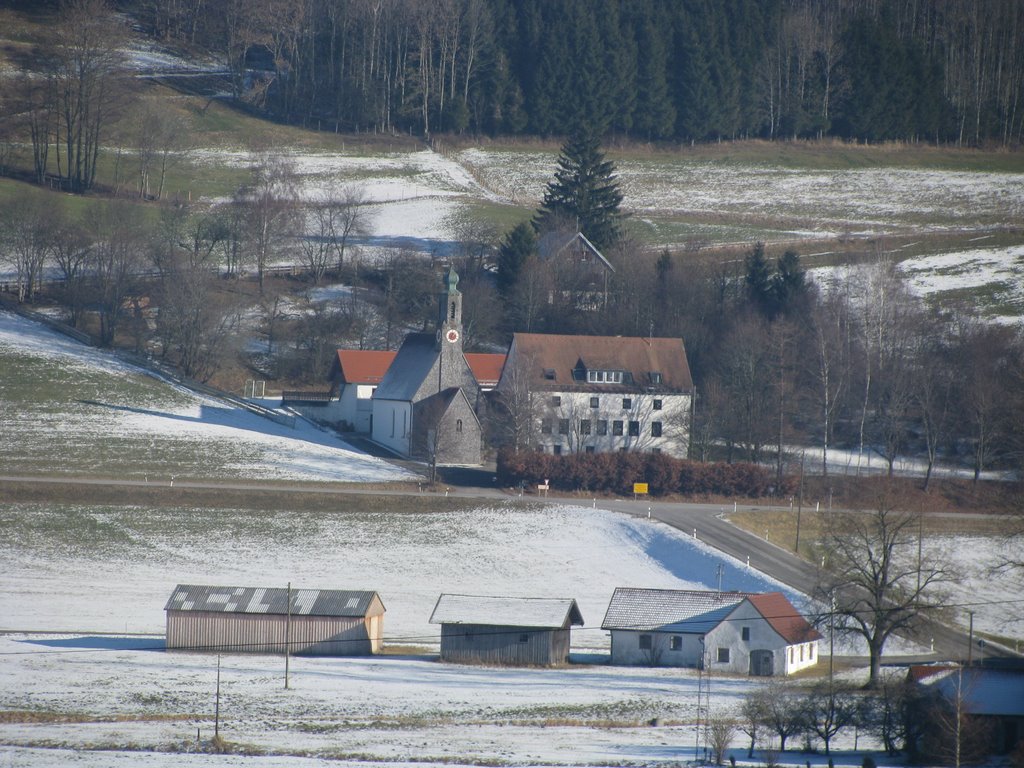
337;384;377;433
608;602;817;676
534;391;691;458
371;400;411;457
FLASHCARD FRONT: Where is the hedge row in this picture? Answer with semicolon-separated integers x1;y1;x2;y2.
497;448;794;498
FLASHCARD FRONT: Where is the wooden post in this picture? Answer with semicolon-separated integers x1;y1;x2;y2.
214;654;221;738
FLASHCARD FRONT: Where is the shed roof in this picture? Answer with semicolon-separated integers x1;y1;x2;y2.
165;585;384;618
335;350;396;384
506;333;693;393
429;594;584;629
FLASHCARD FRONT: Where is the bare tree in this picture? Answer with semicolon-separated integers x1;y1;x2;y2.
300;187;368;284
86;201;147;346
802;680;863;755
738;688;768;759
706;716;736;765
133;102;188;200
47;0;130;193
492;350;539;452
50;206;93;327
758;679;805;752
234;150;299;291
0;196;53;303
816;484;956;687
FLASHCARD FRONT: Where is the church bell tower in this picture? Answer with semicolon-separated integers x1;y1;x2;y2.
437;266;463;351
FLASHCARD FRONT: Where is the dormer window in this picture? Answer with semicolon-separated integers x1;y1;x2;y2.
587;369;624;384
543;368;556;381
649;372;663;385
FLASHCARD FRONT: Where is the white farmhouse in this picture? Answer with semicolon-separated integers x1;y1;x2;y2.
601;588;821;676
329;350;396;433
497;333;694;458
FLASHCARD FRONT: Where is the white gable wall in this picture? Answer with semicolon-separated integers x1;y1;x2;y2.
371;400;411;457
338;383;377;433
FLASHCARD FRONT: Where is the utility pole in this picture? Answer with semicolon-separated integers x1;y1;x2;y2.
967;611;974;667
214;654;221;738
285;581;292;689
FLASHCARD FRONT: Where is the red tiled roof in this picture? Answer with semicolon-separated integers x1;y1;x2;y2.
747;592;822;644
465;353;506;388
336;350;396;384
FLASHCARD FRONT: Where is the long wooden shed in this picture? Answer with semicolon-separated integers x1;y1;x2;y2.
165;584;385;656
429;593;584;666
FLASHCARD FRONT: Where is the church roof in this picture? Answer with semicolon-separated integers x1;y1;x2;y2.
506;333;693;393
372;333;438;401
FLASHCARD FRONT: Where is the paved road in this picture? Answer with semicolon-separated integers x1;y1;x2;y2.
2;473;1014;663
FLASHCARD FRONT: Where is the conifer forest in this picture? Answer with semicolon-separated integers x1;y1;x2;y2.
142;0;1024;146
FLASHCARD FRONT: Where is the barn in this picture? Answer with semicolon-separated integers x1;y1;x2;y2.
429;593;584;666
601;588;820;675
165;584;385;656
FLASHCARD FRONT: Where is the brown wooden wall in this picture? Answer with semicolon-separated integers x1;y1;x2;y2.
439;624;571;666
166;611;381;655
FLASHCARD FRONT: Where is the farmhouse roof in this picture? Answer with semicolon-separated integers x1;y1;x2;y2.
429;593;584;629
537;230;615;273
465;353;506;389
164;585;384;618
372;333;438;401
601;588;820;642
914;666;1024;717
335;350;396;384
507;333;693;393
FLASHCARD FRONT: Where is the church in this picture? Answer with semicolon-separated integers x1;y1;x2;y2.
370;267;483;465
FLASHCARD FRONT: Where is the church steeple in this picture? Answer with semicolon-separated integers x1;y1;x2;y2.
437;266;463;350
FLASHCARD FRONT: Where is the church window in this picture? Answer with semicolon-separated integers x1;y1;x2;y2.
456;419;463;433
450;301;456;320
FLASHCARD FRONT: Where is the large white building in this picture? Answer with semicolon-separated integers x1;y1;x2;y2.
496;333;694;458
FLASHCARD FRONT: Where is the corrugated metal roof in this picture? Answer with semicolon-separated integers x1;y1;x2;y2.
601;588;750;632
165;585;384;618
429;594;584;629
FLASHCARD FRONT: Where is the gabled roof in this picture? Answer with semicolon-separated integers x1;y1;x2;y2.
372;333;438;401
601;588;820;642
747;592;822;643
601;587;748;633
465;353;506;389
335;350;396;384
505;333;693;393
429;594;584;629
165;584;384;618
537;230;615;273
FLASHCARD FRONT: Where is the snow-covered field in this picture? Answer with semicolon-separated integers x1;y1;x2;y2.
0;310;412;482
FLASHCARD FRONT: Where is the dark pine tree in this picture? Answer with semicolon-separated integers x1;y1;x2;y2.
534;128;625;251
496;220;537;298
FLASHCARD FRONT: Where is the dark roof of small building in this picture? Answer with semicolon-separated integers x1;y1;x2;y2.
372;333;438;401
507;333;693;393
335;350;396;384
165;585;384;618
537;230;615;273
429;594;584;629
601;588;820;642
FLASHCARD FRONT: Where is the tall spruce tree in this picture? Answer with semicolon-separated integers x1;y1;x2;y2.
534;128;624;251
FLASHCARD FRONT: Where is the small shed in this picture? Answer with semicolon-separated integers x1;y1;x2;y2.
165;584;385;656
429;593;584;666
601;588;820;675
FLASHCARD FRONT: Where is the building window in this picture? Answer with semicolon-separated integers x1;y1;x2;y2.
585;446;595;454
741;627;750;641
552;395;561;407
543;368;556;380
613;420;623;436
717;647;730;663
810;645;815;660
651;421;662;437
456;419;463;433
670;635;682;651
653;399;663;410
649;372;662;384
580;419;591;435
518;634;529;643
590;396;600;408
597;420;608;436
541;419;552;435
558;418;569;435
639;634;652;650
800;645;805;661
553;444;562;455
622;397;632;410
790;648;794;664
628;421;640;436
